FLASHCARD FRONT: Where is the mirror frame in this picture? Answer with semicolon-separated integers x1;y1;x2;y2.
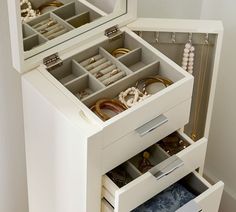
7;0;137;73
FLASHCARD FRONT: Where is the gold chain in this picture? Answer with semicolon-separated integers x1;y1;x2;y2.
191;41;210;140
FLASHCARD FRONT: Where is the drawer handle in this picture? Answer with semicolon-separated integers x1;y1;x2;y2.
176;200;202;212
149;155;184;180
135;114;168;137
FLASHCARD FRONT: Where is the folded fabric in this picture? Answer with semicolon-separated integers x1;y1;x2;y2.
132;183;196;212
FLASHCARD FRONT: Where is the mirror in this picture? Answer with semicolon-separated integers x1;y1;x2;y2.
21;0;127;59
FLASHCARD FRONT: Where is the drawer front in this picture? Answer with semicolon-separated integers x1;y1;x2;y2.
176;173;224;212
194;175;224;212
102;99;191;174
102;199;114;212
103;133;207;212
102;76;193;148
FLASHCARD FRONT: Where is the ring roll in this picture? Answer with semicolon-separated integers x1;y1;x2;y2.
80;55;103;67
89;61;112;74
102;71;126;86
97;68;120;81
47;28;68;40
85;58;107;71
94;65;116;78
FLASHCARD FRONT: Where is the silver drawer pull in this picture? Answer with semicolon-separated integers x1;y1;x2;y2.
176;200;202;212
135;114;168;137
149;155;184;180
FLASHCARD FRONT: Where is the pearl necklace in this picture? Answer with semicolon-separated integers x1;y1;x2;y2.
21;0;40;22
181;43;195;75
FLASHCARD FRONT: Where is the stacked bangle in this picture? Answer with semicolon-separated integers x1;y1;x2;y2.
37;1;64;14
112;48;130;58
91;99;127;121
136;76;173;94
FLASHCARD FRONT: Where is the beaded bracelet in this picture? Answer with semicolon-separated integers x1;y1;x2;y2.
119;87;150;108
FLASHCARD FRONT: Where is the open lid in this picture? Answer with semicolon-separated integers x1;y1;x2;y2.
7;0;137;73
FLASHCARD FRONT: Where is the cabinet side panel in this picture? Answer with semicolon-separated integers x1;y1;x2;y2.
22;74;87;212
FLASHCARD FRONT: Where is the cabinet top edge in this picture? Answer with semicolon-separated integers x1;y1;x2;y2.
128;18;224;34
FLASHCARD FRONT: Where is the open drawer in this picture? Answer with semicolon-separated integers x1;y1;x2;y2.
40;28;194;148
102;172;224;212
102;99;191;174
102;131;208;212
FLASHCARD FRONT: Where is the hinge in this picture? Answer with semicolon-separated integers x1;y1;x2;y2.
105;25;123;41
43;53;63;71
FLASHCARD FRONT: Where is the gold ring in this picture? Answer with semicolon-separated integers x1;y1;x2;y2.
89;57;96;64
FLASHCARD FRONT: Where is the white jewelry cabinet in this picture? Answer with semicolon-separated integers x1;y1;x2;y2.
7;0;224;211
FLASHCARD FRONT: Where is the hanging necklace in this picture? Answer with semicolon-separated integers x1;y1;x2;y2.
191;35;210;140
181;35;195;75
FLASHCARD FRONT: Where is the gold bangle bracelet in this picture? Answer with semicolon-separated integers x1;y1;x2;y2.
136;76;173;88
136;76;173;94
37;1;64;13
91;99;127;121
112;48;130;57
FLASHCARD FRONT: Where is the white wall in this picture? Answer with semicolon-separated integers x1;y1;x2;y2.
0;1;28;212
138;0;203;18
200;0;236;211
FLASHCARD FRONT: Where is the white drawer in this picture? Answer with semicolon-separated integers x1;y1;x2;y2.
102;172;224;212
176;172;224;212
101;62;194;149
39;29;193;149
102;199;114;212
102;99;191;174
102;132;208;212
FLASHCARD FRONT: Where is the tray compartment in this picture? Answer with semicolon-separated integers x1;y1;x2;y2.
129;144;169;174
67;12;90;28
53;1;102;24
118;48;156;72
104;32;148;56
27;13;74;40
22;23;37;39
23;34;47;51
49;60;87;85
65;74;104;101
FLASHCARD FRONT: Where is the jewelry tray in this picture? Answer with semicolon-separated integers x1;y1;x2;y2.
23;0;104;51
48;31;186;121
